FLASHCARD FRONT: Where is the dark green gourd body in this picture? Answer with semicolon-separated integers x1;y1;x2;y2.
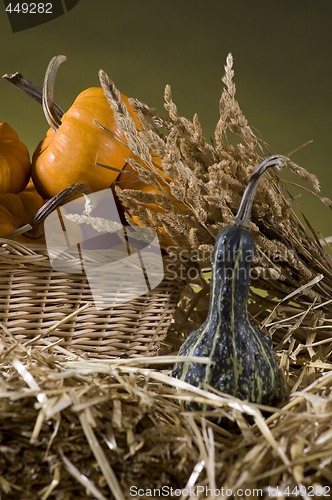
172;156;285;407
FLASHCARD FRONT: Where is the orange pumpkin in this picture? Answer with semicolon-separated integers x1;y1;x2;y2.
0;182;45;243
0;122;31;194
32;55;142;198
4;56;186;249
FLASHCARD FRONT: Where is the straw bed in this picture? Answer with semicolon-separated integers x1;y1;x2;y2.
1;345;332;499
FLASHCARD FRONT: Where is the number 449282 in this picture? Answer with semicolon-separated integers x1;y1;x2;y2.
5;3;53;14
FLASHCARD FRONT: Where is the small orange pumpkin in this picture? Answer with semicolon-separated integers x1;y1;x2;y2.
32;55;142;198
0;181;45;243
0;180;93;244
0;122;31;194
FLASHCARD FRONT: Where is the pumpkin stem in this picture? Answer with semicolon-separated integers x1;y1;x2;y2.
2;72;64;121
234;155;289;226
42;55;67;131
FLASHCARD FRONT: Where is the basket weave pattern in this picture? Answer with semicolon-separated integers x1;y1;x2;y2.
0;240;183;358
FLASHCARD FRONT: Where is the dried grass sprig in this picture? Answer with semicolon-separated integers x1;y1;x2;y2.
100;53;332;349
99;70;166;190
215;53;257;157
287;159;321;193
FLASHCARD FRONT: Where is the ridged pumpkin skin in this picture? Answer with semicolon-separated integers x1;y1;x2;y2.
32;87;142;198
0;185;44;243
172;225;281;407
0;122;31;194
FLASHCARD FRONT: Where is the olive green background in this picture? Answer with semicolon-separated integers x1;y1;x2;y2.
0;0;331;235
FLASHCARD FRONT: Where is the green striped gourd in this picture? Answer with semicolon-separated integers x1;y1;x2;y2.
172;156;286;407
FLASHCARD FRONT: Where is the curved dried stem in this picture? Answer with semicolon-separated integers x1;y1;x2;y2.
234;155;289;226
2;71;64;121
42;55;67;130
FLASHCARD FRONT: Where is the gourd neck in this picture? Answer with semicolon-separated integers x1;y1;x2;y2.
207;155;290;325
207;225;253;323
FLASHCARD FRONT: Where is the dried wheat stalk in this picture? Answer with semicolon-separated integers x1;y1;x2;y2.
98;53;331;343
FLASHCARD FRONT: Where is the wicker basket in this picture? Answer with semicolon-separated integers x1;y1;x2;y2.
0;239;185;358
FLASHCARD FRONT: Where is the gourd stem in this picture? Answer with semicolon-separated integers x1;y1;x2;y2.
2;72;64;121
42;55;67;131
234;155;289;226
